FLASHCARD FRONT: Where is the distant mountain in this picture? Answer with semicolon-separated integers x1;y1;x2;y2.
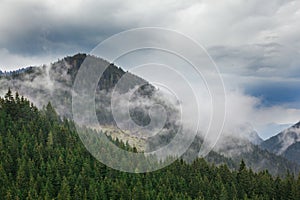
179;125;299;175
246;130;263;145
261;121;300;164
233;123;263;145
211;134;299;175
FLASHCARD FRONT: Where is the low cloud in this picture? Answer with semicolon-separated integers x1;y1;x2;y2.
1;0;300;141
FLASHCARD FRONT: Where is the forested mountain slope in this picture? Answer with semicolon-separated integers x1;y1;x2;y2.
1;91;300;199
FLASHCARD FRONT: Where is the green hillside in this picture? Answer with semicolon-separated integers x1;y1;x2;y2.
1;91;300;199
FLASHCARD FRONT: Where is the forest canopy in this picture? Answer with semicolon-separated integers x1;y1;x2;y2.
1;90;300;199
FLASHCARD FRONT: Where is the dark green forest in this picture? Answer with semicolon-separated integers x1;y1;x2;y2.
1;90;300;199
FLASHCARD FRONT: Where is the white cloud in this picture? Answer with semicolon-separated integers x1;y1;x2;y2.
223;90;300;138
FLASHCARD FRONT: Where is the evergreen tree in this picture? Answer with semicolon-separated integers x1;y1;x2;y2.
57;176;71;200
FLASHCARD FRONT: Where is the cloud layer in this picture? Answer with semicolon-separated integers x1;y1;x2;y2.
1;0;300;139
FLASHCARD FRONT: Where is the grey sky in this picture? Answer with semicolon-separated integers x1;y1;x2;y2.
1;0;300;139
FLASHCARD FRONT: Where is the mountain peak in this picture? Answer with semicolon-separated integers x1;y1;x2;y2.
0;53;153;118
291;121;300;129
63;53;87;69
261;121;300;164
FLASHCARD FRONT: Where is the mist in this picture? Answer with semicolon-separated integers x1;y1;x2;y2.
1;54;300;160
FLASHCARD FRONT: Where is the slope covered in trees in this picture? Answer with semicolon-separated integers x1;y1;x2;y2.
1;90;300;199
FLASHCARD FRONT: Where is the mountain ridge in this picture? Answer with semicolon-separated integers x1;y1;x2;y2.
261;121;300;164
0;53;299;175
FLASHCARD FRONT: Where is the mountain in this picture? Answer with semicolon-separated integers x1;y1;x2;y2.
246;130;263;145
229;123;263;145
0;53;299;175
261;121;300;164
210;134;299;175
0;53;152;119
0;53;179;151
203;125;298;175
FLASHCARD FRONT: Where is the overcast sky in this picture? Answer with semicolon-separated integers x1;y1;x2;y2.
1;0;300;139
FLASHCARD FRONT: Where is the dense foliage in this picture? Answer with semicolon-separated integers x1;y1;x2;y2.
1;90;300;199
